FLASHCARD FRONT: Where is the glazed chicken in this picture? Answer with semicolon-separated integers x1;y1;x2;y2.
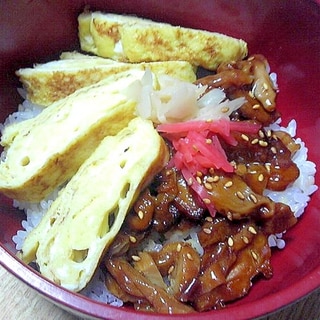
103;55;300;313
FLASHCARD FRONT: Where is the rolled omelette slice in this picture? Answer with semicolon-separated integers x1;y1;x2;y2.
78;11;248;70
16;55;196;106
0;70;146;202
20;117;169;292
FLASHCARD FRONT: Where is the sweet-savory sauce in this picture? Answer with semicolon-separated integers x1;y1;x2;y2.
103;55;300;313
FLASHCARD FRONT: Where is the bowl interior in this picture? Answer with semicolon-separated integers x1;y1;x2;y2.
0;1;319;319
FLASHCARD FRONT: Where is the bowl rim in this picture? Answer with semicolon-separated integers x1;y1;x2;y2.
1;242;320;320
0;1;320;318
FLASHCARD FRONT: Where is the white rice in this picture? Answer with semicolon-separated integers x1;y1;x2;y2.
138;225;204;256
79;268;123;307
12;188;60;250
264;119;318;248
0;96;122;305
2;91;318;304
0;98;43;131
264;119;318;217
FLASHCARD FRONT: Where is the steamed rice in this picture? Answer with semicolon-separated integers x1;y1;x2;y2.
264;119;318;248
2;91;318;305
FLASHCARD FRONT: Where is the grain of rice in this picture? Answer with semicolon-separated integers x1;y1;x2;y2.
3;94;317;305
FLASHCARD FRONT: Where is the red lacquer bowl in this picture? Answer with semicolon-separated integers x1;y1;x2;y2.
0;1;319;319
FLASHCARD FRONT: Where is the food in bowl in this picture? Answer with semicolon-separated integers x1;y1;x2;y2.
77;11;248;70
0;11;317;314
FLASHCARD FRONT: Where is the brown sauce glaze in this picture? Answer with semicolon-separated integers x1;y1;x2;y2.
103;55;299;313
104;161;297;312
196;54;280;126
221;128;300;192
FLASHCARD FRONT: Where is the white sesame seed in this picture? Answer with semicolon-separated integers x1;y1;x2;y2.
249;193;258;203
259;140;268;147
248;226;257;234
138;210;144;220
168;265;175;275
265;163;271;173
196;171;203;177
206;176;215;183
242;236;249;244
212;175;220;182
132;255;141;262
251;250;258;261
187;253;193;261
241;134;249;142
258;130;265;138
224;181;233;188
204;182;213;190
236;191;245;200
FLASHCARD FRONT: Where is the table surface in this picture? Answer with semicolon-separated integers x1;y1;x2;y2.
1;265;319;320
